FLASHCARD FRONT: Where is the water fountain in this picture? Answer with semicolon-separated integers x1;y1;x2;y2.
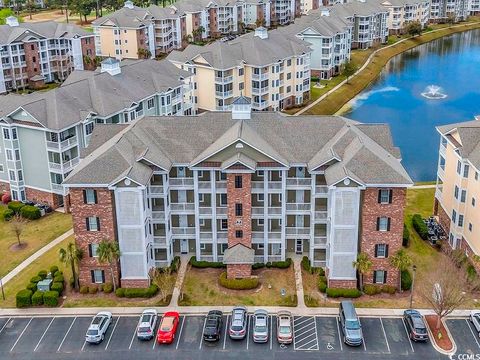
421;85;447;99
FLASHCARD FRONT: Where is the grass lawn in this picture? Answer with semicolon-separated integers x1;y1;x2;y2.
179;266;297;306
0;205;72;278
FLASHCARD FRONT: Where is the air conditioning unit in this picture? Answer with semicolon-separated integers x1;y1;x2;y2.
235;219;243;226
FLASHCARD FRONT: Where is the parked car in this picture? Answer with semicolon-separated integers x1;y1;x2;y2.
404;309;428;341
137;309;158;340
229;306;248;340
157;312;180;344
253;309;269;343
339;301;363;346
276;311;293;344
85;312;112;344
470;311;480;335
203;310;223;342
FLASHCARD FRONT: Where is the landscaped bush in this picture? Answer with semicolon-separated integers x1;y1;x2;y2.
219;272;259;290
318;267;325;276
54;274;64;283
122;285;159;298
311;76;320;82
412;214;428;240
382;285;397;294
401;270;412;291
170;256;181;272
301;256;311;272
318;276;327;293
252;263;265;270
403;224;410;247
20;205;41;220
30;275;42;283
38;270;48;279
115;288;125;297
2;208;14;221
266;258;292;269
88;286;98;294
16;289;33;308
51;282;64;295
103;283;113;294
363;284;382;295
467;264;477;281
54;270;62;277
50;266;59;275
31;291;44;306
79;285;89;294
189;256;225;268
1;193;11;204
43;291;59;307
8;201;24;214
326;288;362;298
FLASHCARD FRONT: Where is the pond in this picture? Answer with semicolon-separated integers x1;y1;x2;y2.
345;29;480;181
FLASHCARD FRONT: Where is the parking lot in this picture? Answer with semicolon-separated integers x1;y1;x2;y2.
0;314;454;360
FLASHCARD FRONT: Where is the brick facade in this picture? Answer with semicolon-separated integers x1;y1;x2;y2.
24;42;42;82
209;8;218;37
81;36;96;70
0;181;10;196
227;264;252;279
121;279;150;288
434;198;451;235
70;187;120;288
328;279;357;289
25;187;62;209
360;187;406;289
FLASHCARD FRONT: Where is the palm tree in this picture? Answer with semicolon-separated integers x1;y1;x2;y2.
97;240;121;291
389;249;413;292
59;243;83;290
352;252;372;291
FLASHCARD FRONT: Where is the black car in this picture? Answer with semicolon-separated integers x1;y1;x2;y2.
403;309;429;342
203;310;223;342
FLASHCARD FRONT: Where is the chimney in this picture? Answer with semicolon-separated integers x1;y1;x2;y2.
6;16;19;27
124;0;134;9
101;58;121;76
231;96;252;120
254;27;268;40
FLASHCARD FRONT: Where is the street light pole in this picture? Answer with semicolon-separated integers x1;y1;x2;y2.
409;265;417;309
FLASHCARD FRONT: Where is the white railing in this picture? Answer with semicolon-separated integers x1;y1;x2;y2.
252;231;264;240
315;185;328;194
268;207;282;215
170;203;195;211
199;206;212;215
287;178;312;187
200;232;213;240
268;232;281;240
314;210;328;220
169;178;194;187
216;207;228;215
286;227;310;235
252;72;269;81
154;236;167;246
62;157;80;172
268;255;282;262
171;227;195;235
217;232;227;240
313;260;326;267
214;75;233;83
286;203;311;211
252;86;269;95
46;135;77;151
254;255;265;263
150;185;164;194
51;183;65;195
215;90;233;98
198;181;211;190
314;236;327;246
48;162;62;172
252;181;264;189
252;101;268;109
152;210;165;220
216;181;227;189
252;207;264;215
268;182;282;190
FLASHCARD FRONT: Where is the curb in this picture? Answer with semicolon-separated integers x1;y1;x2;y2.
425;316;457;356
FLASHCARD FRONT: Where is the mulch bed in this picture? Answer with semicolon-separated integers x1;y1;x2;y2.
425;314;454;352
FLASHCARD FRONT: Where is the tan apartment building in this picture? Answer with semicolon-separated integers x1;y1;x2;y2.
380;0;430;34
434;117;480;256
167;27;312;112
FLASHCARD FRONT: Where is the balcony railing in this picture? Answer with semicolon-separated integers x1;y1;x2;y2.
216;207;228;215
214;75;233;84
217;232;227;240
154;236;167;246
252;86;269;95
286;227;310;235
268;206;282;215
200;231;213;240
46;136;78;152
170;203;195;211
314;210;328;220
286;203;311;211
252;206;264;215
268;232;281;240
254;255;265;263
315;185;328;194
252;231;264;240
199;206;212;215
216;181;227;190
269;182;282;190
150;185;164;195
152;210;165;220
169;178;194;187
62;157;80;172
171;227;195;235
198;181;211;190
215;90;233;98
313;236;327;246
51;183;65;195
252;72;269;81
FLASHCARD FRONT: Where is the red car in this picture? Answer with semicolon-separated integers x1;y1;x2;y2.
156;312;180;344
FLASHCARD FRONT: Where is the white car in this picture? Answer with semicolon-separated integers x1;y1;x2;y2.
137;309;158;340
85;311;112;344
470;311;480;334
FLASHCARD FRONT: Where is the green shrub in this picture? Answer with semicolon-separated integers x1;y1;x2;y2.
301;256;311;272
412;214;428;240
252;263;265;270
38;270;48;279
115;288;125;297
311;76;320;82
31;291;44;306
54;274;64;283
326;288;362;298
467;264;477;281
20;205;41;220
266;258;292;269
122;285;159;298
382;285;397;294
403;224;410;247
43;291;59;307
8;201;24;214
2;208;14;221
219;272;259;290
54;270;63;277
30;275;42;283
318;267;325;276
88;286;98;294
50;266;59;275
103;283;113;294
401;270;412;291
189;256;225;268
16;289;33;308
318;276;327;293
79;285;89;294
170;256;181;272
363;284;382;295
51;282;64;295
26;282;37;292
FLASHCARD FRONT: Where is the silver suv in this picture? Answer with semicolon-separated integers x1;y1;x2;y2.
137;309;158;340
228;306;247;340
253;309;269;343
85;312;112;344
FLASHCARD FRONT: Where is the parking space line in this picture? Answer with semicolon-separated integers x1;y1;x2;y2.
199;316;207;350
296;332;316;346
336;317;343;351
128;325;137;350
10;317;33;352
295;324;316;337
295;322;316;334
175;316;185;350
401;318;414;353
293;317;311;327
34;317;56;352
152;334;157;350
380;318;391;353
246;314;251;350
312;314;319;350
81;340;87;352
269;315;273;350
223;315;229;350
105;317;120;350
298;337;317;350
57;317;76;352
465;319;480;349
0;317;11;335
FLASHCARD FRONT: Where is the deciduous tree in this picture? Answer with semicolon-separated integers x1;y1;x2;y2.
405;21;422;37
342;61;358;84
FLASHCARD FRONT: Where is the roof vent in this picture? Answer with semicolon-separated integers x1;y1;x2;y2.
254;27;268;40
6;16;19;27
231;96;251;120
321;9;330;16
124;0;134;9
101;58;121;76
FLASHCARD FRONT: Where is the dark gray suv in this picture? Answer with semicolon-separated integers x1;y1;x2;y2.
339;301;363;346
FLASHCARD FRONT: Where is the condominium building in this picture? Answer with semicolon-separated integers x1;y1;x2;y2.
243;0;272;28
0;58;195;208
167;27;312;112
271;0;301;25
429;0;468;22
469;0;480;14
434;117;480;256
301;0;321;14
64;100;412;289
380;0;430;34
286;8;352;79
0;17;96;94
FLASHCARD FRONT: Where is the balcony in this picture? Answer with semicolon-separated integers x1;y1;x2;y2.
252;72;269;81
150;185;164;195
46;136;78;152
62;157;80;172
252;231;264;241
51;183;65;195
198;181;211;190
214;75;233;84
286;203;311;211
252;86;269;95
268;232;281;240
313;236;327;246
170;203;195;212
216;181;227;190
216;207;228;215
286;178;311;187
252;101;269;110
217;231;227;241
169;178;194;187
268;206;282;215
154;236;167;246
215;90;234;98
171;227;196;236
315;185;328;195
286;227;310;235
254;255;265;263
252;206;264;216
200;231;213;240
252;181;264;190
199;206;212;215
152;210;165;220
268;182;282;190
314;210;328;220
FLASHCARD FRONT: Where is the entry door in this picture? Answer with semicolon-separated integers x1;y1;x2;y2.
296;167;305;178
180;239;188;254
178;190;187;203
296;215;304;228
296;190;304;204
296;240;303;254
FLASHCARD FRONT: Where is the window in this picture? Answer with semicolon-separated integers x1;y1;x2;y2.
472;197;476;207
235;230;243;238
287;59;292;66
378;189;392;204
235;175;242;189
86;216;100;231
458;214;464;227
199;218;205;226
235;203;243;216
452;209;457;224
457;160;462;175
89;243;99;257
238;68;244;76
85;122;94;135
147;98;155;109
454;185;459;199
377;217;390;231
464;165;470;178
469;223;473;232
9;170;15;181
258;193;264;202
375;244;388;258
198;193;204;202
6;149;13;161
461;190;466;203
257;170;264;177
199;243;206;250
18;170;23;181
91;270;105;284
258;218;264;226
83;189;97;204
373;270;387;284
239;82;244;91
12;128;17;139
0;164;3;172
220;193;227;206
221;219;228;230
3;128;10;140
476;172;479;181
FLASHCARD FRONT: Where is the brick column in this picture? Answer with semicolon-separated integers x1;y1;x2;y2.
24;42;42;86
81;36;96;70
